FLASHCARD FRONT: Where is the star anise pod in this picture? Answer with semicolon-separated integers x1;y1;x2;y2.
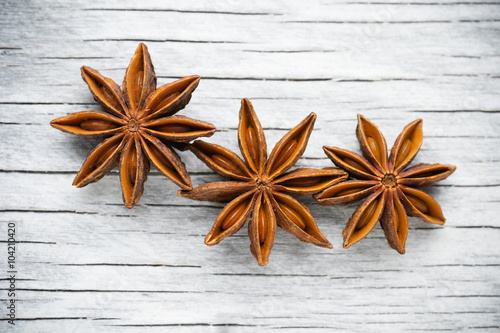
50;43;216;208
179;98;348;266
314;114;456;253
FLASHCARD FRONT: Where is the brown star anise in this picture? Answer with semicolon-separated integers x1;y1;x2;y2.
314;114;456;253
179;98;348;265
50;43;215;208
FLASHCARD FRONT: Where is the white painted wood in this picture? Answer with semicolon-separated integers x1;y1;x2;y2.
1;0;499;331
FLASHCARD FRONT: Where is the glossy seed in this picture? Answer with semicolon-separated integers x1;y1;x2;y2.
258;206;267;244
335;186;365;198
94;144;117;168
273;139;297;168
100;83;121;111
148;145;173;169
406;167;449;179
395;139;412;167
367;136;381;163
212;154;245;176
154;92;180;112
280;204;306;230
357;199;377;230
407;195;428;213
134;70;144;107
393;201;400;231
281;176;321;188
80;119;117;131
155;123;192;133
407;171;436;178
245;127;259;165
128;147;137;185
344;157;369;174
221;202;247;230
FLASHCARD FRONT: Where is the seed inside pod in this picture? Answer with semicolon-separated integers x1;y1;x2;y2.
367;136;381;163
258;207;267;244
154;123;192;133
128;147;137;185
281;176;321;188
280;204;306;230
344;157;369;174
273;139;297;168
154;92;180;112
334;187;364;198
81;119;117;131
245;127;259;165
147;144;173;170
134;70;144;106
395;139;411;167
221;202;247;230
94;144;117;168
407;194;428;213
99;83;122;111
357;199;377;230
212;154;245;176
393;203;400;231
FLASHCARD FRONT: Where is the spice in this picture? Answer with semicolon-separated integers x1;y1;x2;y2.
50;43;215;208
179;98;347;266
314;114;456;253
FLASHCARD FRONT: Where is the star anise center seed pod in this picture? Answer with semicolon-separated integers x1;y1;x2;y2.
382;174;397;188
179;98;348;266
314;114;456;253
50;43;216;208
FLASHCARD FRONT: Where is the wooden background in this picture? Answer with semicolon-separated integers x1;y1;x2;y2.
1;0;499;331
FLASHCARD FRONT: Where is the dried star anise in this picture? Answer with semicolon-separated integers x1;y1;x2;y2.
179;98;348;266
50;43;215;208
314;114;456;253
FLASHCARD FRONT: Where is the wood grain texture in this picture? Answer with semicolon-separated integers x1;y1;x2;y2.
1;0;499;331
